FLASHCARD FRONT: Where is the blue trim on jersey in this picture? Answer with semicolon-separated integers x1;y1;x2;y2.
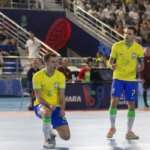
111;79;138;101
34;105;68;128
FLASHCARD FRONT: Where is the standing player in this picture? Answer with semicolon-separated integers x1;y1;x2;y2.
107;26;144;140
33;53;70;149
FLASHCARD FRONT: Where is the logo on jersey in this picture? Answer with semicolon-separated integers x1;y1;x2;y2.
131;52;137;59
54;82;59;88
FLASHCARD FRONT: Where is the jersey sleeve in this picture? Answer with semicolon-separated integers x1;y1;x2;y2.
110;43;117;59
137;45;144;58
58;73;66;89
32;73;42;90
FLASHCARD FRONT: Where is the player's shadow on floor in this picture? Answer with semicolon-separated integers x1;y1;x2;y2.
108;139;123;150
125;140;141;150
43;147;69;150
52;147;69;150
108;139;141;150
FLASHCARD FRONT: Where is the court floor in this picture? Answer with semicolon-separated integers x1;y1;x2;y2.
0;97;150;150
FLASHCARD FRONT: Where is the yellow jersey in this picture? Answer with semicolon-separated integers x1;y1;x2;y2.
32;69;66;106
110;40;144;81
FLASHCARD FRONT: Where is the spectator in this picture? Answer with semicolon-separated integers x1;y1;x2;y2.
0;51;3;64
140;20;150;43
0;29;9;45
8;39;19;55
35;0;45;9
75;0;149;45
95;52;107;68
78;57;93;83
58;58;72;82
114;22;124;35
140;47;150;108
25;32;41;59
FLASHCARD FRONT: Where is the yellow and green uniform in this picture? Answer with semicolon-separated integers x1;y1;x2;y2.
110;40;144;81
32;69;66;106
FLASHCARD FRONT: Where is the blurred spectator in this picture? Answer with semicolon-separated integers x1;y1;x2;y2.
0;51;4;65
95;52;107;68
78;57;93;83
114;22;124;35
0;29;9;45
128;7;140;24
25;32;41;59
140;20;150;43
8;39;19;55
95;52;101;66
140;47;150;108
0;51;4;74
0;0;9;7
35;0;45;9
27;58;43;110
58;58;72;82
75;0;150;45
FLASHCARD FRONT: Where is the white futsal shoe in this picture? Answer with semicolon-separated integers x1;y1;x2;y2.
43;135;56;149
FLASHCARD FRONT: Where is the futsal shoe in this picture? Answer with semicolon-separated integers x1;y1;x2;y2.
106;128;116;138
126;131;139;140
51;134;56;147
43;136;56;149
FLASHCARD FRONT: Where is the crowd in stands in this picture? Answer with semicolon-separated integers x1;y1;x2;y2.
0;0;63;9
1;0;149;45
76;0;150;45
0;27;21;75
0;28;19;56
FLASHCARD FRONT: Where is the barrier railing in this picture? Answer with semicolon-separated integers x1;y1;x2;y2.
0;12;61;57
0;55;106;78
66;1;123;46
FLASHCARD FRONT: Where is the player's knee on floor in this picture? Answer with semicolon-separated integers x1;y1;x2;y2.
60;133;70;140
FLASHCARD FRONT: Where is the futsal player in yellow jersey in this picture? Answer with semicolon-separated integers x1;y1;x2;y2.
33;53;70;149
107;26;144;140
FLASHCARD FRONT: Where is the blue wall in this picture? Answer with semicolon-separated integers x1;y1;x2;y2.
1;9;65;41
67;22;99;57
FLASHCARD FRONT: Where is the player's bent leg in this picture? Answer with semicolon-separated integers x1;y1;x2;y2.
56;125;70;140
51;107;70;141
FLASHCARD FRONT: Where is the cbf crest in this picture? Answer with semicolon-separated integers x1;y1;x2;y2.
54;82;59;88
131;52;137;59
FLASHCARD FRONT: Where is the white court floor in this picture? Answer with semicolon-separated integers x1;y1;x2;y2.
0;109;150;150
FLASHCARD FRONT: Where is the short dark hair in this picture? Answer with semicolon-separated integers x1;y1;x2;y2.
125;26;137;34
43;53;57;62
86;57;93;64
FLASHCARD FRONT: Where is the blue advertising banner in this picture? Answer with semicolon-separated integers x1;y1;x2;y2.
0;79;23;97
0;79;129;109
65;83;110;110
65;82;130;110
